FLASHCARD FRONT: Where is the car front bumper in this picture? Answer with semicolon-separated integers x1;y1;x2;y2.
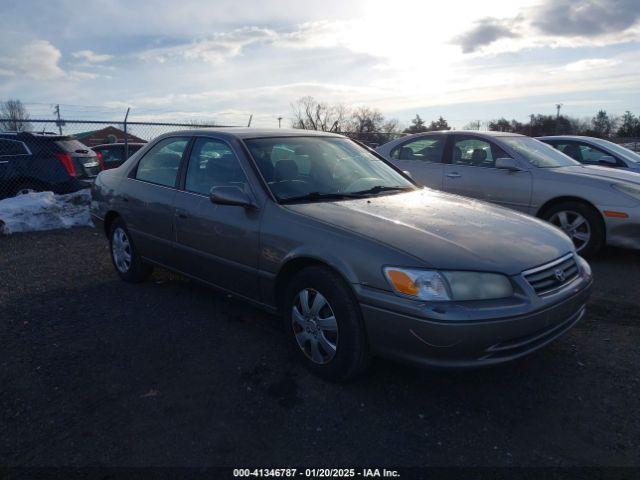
356;261;593;368
602;206;640;250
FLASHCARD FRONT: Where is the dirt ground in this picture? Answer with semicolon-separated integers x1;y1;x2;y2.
1;227;638;468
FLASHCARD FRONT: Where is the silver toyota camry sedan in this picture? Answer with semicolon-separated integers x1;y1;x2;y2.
91;129;592;381
377;131;640;256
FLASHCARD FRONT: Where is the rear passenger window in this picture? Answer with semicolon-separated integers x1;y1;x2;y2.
0;139;28;156
135;137;189;187
391;137;444;163
185;138;247;195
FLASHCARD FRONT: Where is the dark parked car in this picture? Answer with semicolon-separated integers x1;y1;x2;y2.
92;143;146;170
91;129;592;381
0;132;101;198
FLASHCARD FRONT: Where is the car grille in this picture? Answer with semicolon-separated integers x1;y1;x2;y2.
522;254;579;295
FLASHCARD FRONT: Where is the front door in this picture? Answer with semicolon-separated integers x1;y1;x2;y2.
388;135;446;190
172;136;262;299
442;135;532;212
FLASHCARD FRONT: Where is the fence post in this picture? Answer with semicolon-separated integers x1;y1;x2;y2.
123;107;130;159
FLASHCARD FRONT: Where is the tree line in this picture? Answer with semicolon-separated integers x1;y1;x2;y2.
485;110;640;138
291;97;640;142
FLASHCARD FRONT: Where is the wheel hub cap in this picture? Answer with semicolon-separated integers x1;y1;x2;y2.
111;227;132;273
291;288;338;365
549;210;591;252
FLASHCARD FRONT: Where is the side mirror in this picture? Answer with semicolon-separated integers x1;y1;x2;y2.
495;157;522;172
402;170;413;179
598;155;617;165
209;186;256;209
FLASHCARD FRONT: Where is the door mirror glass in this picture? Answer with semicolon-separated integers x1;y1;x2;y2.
209;186;255;208
598;155;617;165
495;157;522;171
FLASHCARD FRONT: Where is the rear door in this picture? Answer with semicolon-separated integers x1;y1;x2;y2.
172;136;262;298
387;135;446;189
442;134;532;212
119;136;191;265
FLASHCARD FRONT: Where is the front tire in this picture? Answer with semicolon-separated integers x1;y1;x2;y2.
284;266;370;382
542;201;604;257
109;218;153;282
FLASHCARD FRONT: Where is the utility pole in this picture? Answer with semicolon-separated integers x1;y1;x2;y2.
277;116;283;128
247;114;253;127
529;114;535;136
555;103;563;134
123;107;130;160
54;104;64;135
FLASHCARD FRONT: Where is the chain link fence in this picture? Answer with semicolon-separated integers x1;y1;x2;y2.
1;118;639;200
0;119;234;199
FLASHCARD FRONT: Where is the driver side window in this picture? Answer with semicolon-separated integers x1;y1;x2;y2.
185;138;247;195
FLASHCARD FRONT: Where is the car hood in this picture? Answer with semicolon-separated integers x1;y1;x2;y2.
285;189;573;275
554;165;640;184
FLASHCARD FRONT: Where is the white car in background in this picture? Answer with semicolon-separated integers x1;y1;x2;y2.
538;136;640;173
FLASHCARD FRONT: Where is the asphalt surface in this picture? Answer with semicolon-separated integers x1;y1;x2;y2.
1;227;639;468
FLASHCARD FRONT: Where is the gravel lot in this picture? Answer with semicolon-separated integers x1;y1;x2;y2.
1;227;639;468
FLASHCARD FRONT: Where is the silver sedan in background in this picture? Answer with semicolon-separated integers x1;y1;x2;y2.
538;135;640;173
377;131;640;256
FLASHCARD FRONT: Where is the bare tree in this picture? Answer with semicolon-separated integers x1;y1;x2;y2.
290;96;348;131
346;106;401;146
0;99;32;132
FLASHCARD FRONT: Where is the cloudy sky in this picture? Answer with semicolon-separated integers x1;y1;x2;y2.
0;0;639;128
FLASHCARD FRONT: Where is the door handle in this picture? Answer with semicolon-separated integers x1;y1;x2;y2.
175;209;188;219
446;172;461;179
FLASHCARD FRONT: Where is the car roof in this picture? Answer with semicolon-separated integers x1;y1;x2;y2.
156;128;344;141
0;131;70;141
92;143;146;148
537;135;600;141
376;129;525;150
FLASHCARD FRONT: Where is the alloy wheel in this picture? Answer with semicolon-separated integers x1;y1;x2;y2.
111;227;132;273
549;210;591;252
291;288;339;365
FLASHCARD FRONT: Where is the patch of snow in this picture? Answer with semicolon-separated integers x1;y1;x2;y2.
0;190;93;235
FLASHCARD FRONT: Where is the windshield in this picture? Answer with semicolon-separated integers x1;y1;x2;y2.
244;136;414;202
590;138;640;164
501;136;581;168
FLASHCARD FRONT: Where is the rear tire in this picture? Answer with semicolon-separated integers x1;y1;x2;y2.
542;201;604;258
283;266;370;382
108;218;153;282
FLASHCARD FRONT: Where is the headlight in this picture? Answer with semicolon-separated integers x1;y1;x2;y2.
612;183;640;201
383;267;513;301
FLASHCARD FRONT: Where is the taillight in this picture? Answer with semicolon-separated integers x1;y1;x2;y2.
95;151;105;170
55;153;76;176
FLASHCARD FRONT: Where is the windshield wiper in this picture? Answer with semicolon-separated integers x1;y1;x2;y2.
351;185;414;195
280;191;363;204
